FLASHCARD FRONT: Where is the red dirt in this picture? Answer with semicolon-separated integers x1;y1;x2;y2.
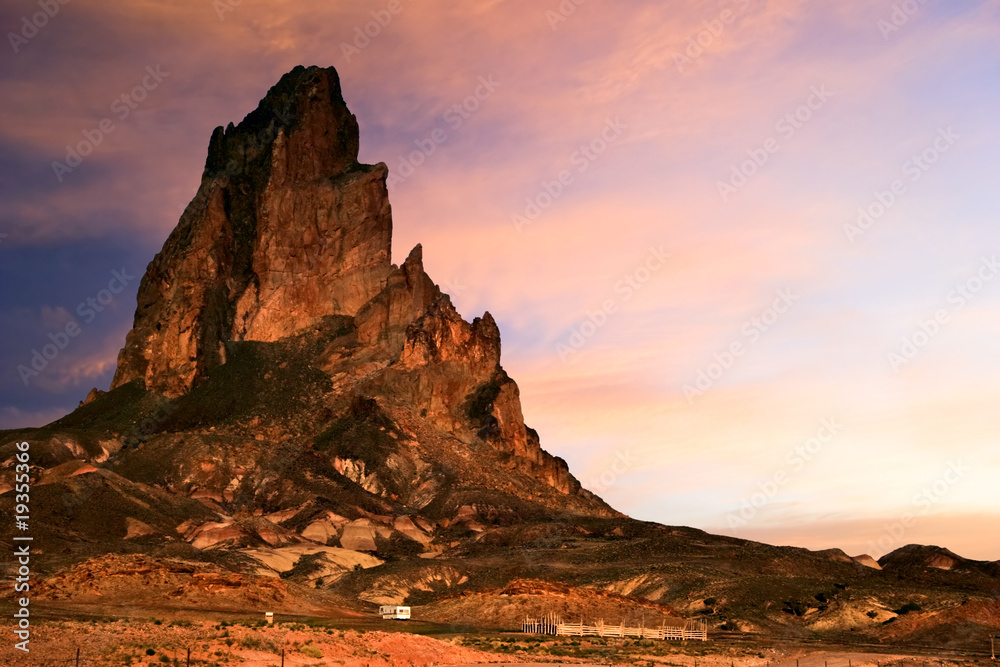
0;619;514;666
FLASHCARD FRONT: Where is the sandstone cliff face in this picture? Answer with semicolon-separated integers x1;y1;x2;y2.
106;64;605;511
355;244;441;353
380;295;584;496
112;66;392;397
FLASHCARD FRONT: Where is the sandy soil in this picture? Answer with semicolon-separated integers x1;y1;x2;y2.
0;619;508;666
605;652;980;667
0;619;989;667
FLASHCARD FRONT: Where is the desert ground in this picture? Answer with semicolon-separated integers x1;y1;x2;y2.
1;614;994;667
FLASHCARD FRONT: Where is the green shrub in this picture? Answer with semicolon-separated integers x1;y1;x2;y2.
300;645;323;658
239;635;281;653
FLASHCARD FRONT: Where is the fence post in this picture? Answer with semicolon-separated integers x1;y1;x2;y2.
76;648;80;667
281;648;285;667
187;647;191;666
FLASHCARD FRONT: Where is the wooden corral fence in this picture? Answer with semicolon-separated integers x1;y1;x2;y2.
521;611;562;636
522;614;708;641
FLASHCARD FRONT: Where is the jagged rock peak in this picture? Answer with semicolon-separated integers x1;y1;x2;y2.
111;65;392;397
355;243;442;352
400;296;501;373
205;65;360;182
403;243;423;271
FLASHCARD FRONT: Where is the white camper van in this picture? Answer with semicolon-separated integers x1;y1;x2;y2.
379;605;411;620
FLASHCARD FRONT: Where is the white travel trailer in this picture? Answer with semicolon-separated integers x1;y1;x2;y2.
379;605;411;620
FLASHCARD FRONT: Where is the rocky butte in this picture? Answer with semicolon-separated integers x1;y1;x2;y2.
100;63;609;527
0;65;997;645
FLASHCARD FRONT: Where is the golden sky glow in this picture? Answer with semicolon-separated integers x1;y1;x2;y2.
2;0;999;559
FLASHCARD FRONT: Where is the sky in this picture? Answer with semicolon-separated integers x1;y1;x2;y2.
1;0;998;560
